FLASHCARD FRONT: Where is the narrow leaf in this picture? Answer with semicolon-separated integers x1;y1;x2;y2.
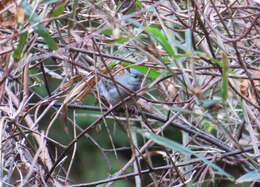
121;61;160;79
20;1;57;50
35;25;57;50
40;0;58;5
198;54;223;68
145;27;176;58
222;52;228;103
117;0;123;11
185;29;192;52
236;171;260;183
51;3;65;17
136;128;233;179
102;29;113;36
13;32;28;60
112;38;129;44
136;0;143;9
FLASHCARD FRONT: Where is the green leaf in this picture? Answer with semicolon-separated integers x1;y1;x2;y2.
108;62;120;69
20;1;57;50
51;3;65;17
209;57;223;67
101;62;160;79
121;61;160;79
116;0;122;11
102;29;113;36
201;119;215;132
133;67;160;79
221;52;228;103
112;38;129;44
136;128;233;179
13;32;28;60
163;56;170;63
35;25;57;50
236;171;260;183
198;54;223;68
136;0;143;9
145;26;176;58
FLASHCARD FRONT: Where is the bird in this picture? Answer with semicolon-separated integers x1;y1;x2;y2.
97;68;144;106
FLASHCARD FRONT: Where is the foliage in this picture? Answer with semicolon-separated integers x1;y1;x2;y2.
1;0;260;186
